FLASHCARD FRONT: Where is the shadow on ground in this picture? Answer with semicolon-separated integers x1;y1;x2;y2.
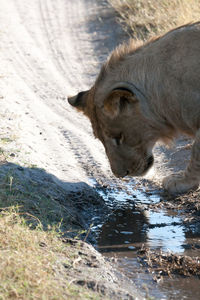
0;161;110;242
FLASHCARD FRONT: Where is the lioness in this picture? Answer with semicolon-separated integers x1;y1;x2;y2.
68;23;200;195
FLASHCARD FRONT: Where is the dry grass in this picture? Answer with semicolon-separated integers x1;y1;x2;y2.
109;0;200;39
0;115;112;300
0;209;103;300
0;164;105;299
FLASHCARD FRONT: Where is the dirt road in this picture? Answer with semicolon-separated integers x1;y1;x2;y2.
0;0;128;192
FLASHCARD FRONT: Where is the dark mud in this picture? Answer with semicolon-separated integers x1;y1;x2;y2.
89;178;200;300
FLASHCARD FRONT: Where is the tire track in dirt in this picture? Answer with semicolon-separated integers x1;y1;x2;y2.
0;0;125;191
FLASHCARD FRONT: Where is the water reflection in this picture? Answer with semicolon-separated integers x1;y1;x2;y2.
97;205;185;253
148;211;185;252
90;179;200;300
98;207;148;250
90;179;186;252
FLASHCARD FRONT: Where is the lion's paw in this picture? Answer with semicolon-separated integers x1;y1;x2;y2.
162;173;199;195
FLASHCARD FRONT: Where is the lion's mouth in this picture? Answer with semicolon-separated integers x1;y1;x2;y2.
111;155;154;178
128;155;154;176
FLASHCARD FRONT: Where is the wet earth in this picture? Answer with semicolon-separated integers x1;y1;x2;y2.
90;178;200;299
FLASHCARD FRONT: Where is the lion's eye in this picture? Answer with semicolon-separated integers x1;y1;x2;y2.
113;133;124;146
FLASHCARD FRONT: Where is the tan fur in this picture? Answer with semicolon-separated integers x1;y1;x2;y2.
68;22;200;194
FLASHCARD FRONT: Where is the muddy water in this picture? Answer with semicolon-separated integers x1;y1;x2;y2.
90;179;200;300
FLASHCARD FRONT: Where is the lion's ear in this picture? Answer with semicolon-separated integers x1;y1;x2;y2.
68;90;88;112
103;88;138;118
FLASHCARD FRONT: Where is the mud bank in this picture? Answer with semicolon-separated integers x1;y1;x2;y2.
0;159;144;299
61;237;143;300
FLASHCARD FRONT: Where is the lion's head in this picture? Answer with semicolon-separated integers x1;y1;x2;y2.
68;79;162;178
68;40;175;178
68;24;200;195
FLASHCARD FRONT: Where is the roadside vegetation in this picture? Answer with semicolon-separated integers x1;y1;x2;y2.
109;0;200;39
0;209;102;300
0;125;108;299
0;158;113;299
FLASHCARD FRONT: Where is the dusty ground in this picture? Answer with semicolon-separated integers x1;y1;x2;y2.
0;0;199;299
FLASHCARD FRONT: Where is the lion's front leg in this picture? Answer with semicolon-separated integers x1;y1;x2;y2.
163;130;200;194
162;172;199;194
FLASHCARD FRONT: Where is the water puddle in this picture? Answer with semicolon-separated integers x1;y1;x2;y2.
90;178;200;299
